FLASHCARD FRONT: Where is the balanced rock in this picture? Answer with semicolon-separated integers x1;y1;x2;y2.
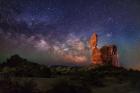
89;32;119;67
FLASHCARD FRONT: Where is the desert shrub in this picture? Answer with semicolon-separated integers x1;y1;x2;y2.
0;78;41;93
47;79;91;93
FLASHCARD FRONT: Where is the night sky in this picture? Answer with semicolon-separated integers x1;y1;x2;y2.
0;0;140;69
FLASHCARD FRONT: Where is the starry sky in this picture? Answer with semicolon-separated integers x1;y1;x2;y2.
0;0;140;69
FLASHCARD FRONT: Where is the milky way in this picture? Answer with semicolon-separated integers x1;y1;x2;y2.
0;0;140;69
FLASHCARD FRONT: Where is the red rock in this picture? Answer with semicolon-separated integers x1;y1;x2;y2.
100;45;119;66
89;32;119;67
92;47;103;64
89;32;98;49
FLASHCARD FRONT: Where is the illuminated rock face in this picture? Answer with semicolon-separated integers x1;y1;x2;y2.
89;32;98;49
89;33;102;65
92;47;102;64
100;45;119;66
89;33;119;66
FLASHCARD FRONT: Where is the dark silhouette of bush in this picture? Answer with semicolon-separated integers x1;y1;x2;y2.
0;78;41;93
47;79;92;93
1;54;51;77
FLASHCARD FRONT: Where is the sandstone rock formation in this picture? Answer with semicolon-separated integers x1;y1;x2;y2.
89;32;119;67
92;47;103;64
89;33;102;64
89;32;98;49
100;45;119;66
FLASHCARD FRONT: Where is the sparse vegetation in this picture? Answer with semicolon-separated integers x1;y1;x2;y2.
0;55;140;93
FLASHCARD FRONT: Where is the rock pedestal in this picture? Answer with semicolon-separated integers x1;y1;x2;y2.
92;47;102;64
